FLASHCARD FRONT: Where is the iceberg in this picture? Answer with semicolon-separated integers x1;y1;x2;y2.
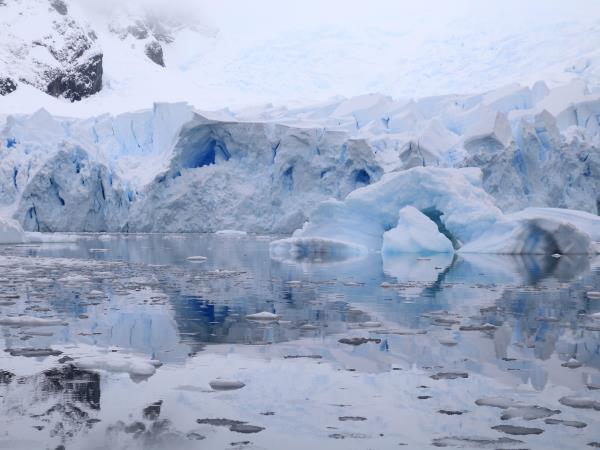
272;166;600;258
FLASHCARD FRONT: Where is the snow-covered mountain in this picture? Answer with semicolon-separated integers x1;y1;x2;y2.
1;0;600;115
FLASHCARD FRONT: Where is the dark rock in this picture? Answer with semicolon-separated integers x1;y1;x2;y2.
143;400;163;420
338;416;367;421
0;77;17;95
338;337;381;346
145;41;165;67
50;0;68;15
0;370;15;384
58;355;74;364
42;365;101;409
46;53;103;102
491;425;543;435
284;355;322;359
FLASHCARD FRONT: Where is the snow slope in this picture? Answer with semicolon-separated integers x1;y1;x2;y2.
1;0;600;115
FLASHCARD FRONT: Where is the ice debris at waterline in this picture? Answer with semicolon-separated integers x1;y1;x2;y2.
270;167;600;260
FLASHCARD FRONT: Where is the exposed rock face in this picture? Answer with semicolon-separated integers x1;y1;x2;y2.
144;40;165;67
17;147;130;232
50;0;67;15
46;53;103;102
0;0;103;101
0;76;16;95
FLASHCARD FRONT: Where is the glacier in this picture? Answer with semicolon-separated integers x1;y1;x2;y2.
0;78;598;249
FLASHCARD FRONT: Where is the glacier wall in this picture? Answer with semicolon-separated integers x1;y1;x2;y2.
129;116;383;232
0;79;598;233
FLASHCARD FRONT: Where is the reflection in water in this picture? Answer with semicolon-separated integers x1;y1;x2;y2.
0;235;598;449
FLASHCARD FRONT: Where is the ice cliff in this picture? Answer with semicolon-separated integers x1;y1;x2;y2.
0;79;598;244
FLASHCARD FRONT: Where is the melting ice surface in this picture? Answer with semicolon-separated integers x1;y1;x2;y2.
0;234;599;450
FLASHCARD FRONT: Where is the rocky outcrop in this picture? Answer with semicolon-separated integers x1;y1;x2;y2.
46;53;103;102
0;76;16;95
0;0;103;101
144;41;165;67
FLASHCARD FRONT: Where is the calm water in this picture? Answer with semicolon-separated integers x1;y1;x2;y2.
0;234;599;449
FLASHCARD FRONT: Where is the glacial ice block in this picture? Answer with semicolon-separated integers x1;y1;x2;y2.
382;206;454;255
271;166;600;258
0;216;24;244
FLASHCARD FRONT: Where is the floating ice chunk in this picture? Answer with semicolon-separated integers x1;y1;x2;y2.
475;397;522;409
558;396;600;410
74;353;159;378
0;316;66;327
500;406;560;421
209;380;246;390
491;425;543;435
269;237;367;263
246;311;280;321
186;255;207;262
274;167;502;254
507;207;600;241
382;206;454;255
0;216;24;244
460;216;597;254
215;230;248;236
439;337;458;346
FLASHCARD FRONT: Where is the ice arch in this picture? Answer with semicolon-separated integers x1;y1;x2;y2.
271;167;599;258
287;167;503;252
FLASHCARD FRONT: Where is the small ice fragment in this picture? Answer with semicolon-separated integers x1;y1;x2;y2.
209;380;246;391
491;425;543;435
246;311;280;321
186;256;207;262
0;316;66;327
439;338;458;346
561;358;582;369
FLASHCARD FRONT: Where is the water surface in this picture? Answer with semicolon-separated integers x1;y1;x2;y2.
0;234;599;449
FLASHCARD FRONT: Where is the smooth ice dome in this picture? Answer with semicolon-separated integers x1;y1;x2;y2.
382;206;454;255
